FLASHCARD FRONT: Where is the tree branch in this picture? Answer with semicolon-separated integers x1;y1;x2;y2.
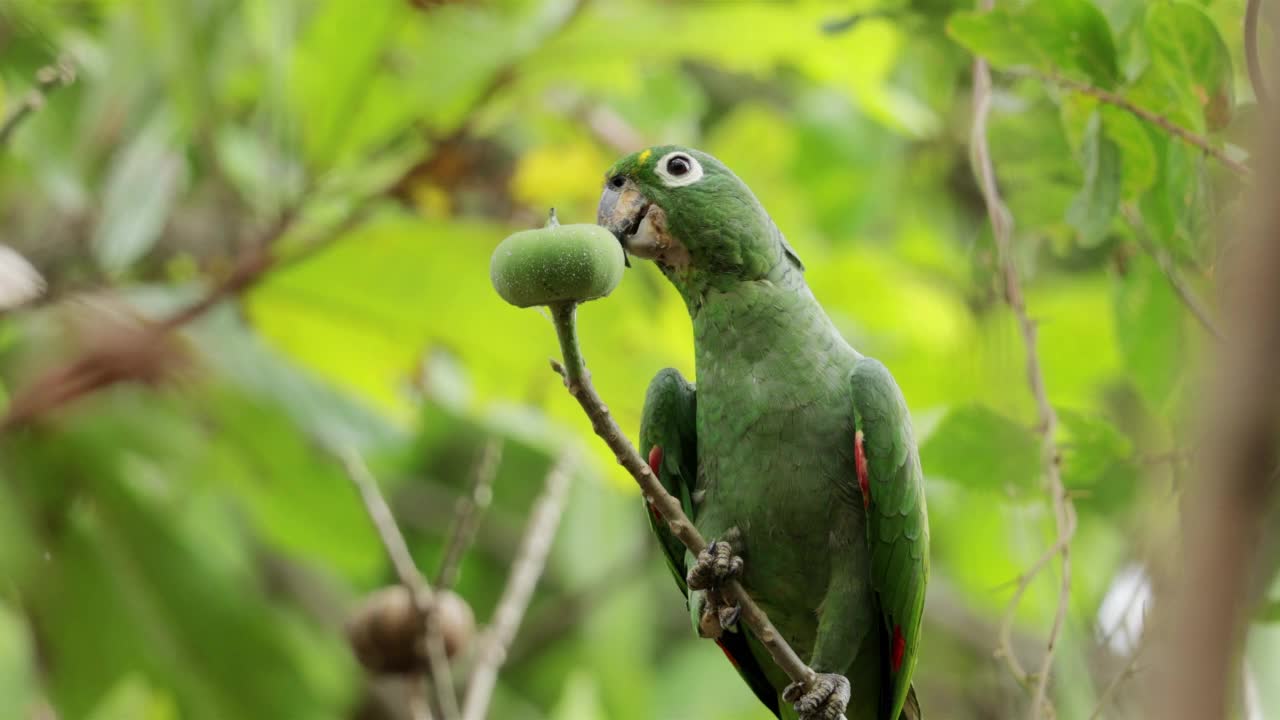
0;56;76;147
970;33;1077;720
436;439;503;591
460;454;574;720
1246;0;1269;108
1147;68;1280;720
544;301;829;710
1039;72;1251;178
1121;205;1222;340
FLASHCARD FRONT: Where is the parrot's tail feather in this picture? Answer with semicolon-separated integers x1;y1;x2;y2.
899;684;922;720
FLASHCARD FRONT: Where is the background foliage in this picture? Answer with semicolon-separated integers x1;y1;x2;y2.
0;0;1274;718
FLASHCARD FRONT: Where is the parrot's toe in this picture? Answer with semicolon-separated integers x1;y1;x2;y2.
716;602;741;631
783;673;850;720
686;529;744;590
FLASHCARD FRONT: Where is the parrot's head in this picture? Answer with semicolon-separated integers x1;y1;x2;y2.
597;145;802;294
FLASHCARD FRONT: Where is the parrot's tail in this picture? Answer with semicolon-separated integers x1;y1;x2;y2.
899;684;922;720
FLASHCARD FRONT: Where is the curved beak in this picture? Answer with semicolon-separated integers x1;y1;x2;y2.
597;179;651;267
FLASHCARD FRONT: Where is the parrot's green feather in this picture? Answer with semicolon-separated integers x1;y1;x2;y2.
612;145;928;720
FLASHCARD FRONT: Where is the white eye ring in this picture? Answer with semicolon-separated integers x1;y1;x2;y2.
655;151;703;187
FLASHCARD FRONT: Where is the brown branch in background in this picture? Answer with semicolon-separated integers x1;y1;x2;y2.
1037;72;1252;178
460;454;574;720
1121;205;1222;340
1246;0;1269;108
1147;77;1280;720
337;445;461;720
436;439;503;591
545;302;828;707
0;56;76;147
0;204;371;430
970;29;1077;720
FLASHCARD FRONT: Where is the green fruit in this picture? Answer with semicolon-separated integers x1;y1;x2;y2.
491;212;626;308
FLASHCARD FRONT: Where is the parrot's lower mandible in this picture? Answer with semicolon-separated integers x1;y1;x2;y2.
597;146;929;720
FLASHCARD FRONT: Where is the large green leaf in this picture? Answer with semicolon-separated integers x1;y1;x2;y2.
947;0;1119;87
1143;2;1234;132
1067;112;1122;247
921;404;1042;492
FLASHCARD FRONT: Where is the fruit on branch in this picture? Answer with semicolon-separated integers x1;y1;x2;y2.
346;586;476;675
490;209;626;308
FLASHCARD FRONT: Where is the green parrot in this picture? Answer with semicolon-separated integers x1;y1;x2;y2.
597;146;928;720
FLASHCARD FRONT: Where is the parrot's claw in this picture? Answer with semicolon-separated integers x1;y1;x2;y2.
716;602;741;631
687;528;744;591
783;673;850;720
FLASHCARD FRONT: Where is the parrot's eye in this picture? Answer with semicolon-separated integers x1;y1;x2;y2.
608;175;626;189
655;151;704;188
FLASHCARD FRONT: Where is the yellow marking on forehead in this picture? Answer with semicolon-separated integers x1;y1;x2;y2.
637;149;652;165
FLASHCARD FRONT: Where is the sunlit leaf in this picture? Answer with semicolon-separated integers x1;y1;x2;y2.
1144;2;1234;132
947;0;1119;87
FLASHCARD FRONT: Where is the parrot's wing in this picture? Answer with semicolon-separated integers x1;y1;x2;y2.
851;358;929;720
639;368;700;593
639;368;780;718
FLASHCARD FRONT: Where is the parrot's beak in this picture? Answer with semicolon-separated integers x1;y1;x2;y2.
597;179;651;268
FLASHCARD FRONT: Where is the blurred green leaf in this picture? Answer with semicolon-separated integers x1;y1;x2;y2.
91;113;187;274
1113;255;1186;410
1258;598;1280;623
86;675;179;720
1143;1;1234;132
0;604;35;720
947;0;1119;87
1067;113;1122;246
922;405;1041;492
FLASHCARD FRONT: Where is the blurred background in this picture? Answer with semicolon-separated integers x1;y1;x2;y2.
0;0;1272;718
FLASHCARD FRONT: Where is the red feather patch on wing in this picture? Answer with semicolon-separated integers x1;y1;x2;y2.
646;446;664;521
715;639;741;669
648;445;664;476
891;624;905;673
854;430;870;509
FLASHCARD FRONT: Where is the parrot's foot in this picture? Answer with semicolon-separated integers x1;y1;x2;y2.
695;590;741;638
783;673;850;720
687;528;743;591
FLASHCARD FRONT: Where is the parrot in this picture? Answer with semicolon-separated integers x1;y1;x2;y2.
596;146;928;720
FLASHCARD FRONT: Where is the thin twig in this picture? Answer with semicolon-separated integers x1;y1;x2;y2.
544;302;827;706
460;454;575;720
339;446;430;593
436;439;504;590
338;446;462;720
507;541;654;666
1121;205;1222;340
1089;650;1144;720
1039;72;1251;178
1246;0;1269;108
0;56;76;147
970;33;1077;720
